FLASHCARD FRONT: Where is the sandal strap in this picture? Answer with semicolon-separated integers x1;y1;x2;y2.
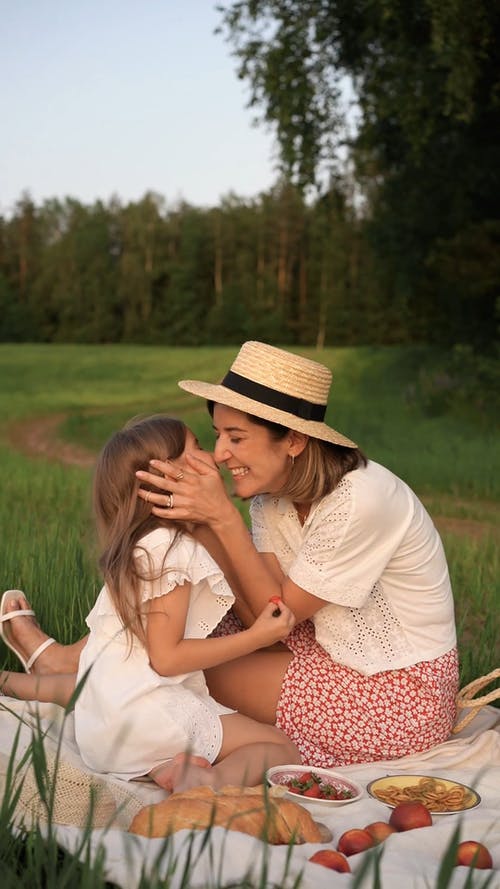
0;608;35;623
26;637;56;672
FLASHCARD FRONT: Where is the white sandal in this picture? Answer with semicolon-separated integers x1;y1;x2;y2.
0;589;56;673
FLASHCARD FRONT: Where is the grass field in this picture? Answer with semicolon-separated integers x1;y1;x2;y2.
0;342;498;887
1;342;498;678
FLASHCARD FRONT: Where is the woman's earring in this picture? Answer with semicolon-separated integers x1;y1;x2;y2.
290;455;295;467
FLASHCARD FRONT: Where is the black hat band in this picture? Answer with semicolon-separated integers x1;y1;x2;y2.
221;371;326;422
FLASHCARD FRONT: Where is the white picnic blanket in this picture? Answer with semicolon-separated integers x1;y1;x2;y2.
1;697;499;888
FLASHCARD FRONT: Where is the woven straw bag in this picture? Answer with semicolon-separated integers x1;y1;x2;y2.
452;667;500;733
1;747;145;830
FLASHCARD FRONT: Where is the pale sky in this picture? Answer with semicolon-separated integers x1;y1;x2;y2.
1;0;279;214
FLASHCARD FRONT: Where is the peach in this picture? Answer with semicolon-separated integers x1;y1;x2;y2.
364;821;397;844
337;828;375;856
455;840;493;869
389;800;433;831
308;849;351;872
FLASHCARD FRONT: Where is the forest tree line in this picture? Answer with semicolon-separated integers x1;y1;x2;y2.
0;184;425;347
0;178;496;349
1;0;498;351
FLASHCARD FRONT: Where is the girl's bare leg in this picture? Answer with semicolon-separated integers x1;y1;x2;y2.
154;714;300;793
0;670;76;706
2;593;86;674
205;648;292;724
213;714;300;787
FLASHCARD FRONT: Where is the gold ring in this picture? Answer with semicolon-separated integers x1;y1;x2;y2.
145;491;150;503
168;493;174;509
176;471;184;481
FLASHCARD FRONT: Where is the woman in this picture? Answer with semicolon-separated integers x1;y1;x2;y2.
1;342;459;767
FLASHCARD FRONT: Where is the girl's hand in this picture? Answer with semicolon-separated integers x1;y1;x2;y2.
136;452;233;526
249;599;295;648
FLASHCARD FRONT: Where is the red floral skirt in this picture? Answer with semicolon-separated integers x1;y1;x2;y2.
213;612;459;767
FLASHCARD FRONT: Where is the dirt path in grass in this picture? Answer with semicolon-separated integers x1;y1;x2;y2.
8;414;96;469
7;413;499;541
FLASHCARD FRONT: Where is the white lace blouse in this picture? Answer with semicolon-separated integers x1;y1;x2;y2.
250;460;456;676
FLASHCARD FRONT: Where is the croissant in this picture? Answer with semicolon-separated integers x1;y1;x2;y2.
129;784;325;844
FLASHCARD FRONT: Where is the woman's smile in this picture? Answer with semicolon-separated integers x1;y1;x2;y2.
229;466;249;478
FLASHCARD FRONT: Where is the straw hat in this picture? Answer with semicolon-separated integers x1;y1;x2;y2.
178;341;357;448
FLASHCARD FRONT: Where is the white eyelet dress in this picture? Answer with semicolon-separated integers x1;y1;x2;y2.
74;527;235;781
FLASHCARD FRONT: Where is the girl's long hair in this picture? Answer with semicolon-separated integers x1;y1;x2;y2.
93;415;187;648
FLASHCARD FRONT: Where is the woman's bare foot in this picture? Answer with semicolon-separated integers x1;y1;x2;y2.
1;593;82;674
150;752;213;792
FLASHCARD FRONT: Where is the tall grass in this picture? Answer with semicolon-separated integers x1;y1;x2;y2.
0;342;498;886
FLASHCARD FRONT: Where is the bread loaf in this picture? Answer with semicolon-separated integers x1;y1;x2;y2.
129;784;324;844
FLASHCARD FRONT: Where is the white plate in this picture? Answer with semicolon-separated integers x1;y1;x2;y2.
266;765;363;807
366;774;481;814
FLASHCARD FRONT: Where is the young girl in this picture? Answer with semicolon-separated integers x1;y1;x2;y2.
0;415;299;792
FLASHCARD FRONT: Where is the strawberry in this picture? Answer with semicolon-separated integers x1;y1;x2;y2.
297;771;315;784
269;595;282;616
303;784;322;798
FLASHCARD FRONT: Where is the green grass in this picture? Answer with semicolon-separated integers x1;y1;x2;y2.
2;341;498;496
0;342;499;886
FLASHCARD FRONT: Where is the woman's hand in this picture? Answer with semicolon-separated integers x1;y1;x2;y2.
249;598;295;648
136;452;234;526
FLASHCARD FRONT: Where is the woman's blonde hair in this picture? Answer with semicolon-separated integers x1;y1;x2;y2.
279;435;367;502
93;415;187;648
